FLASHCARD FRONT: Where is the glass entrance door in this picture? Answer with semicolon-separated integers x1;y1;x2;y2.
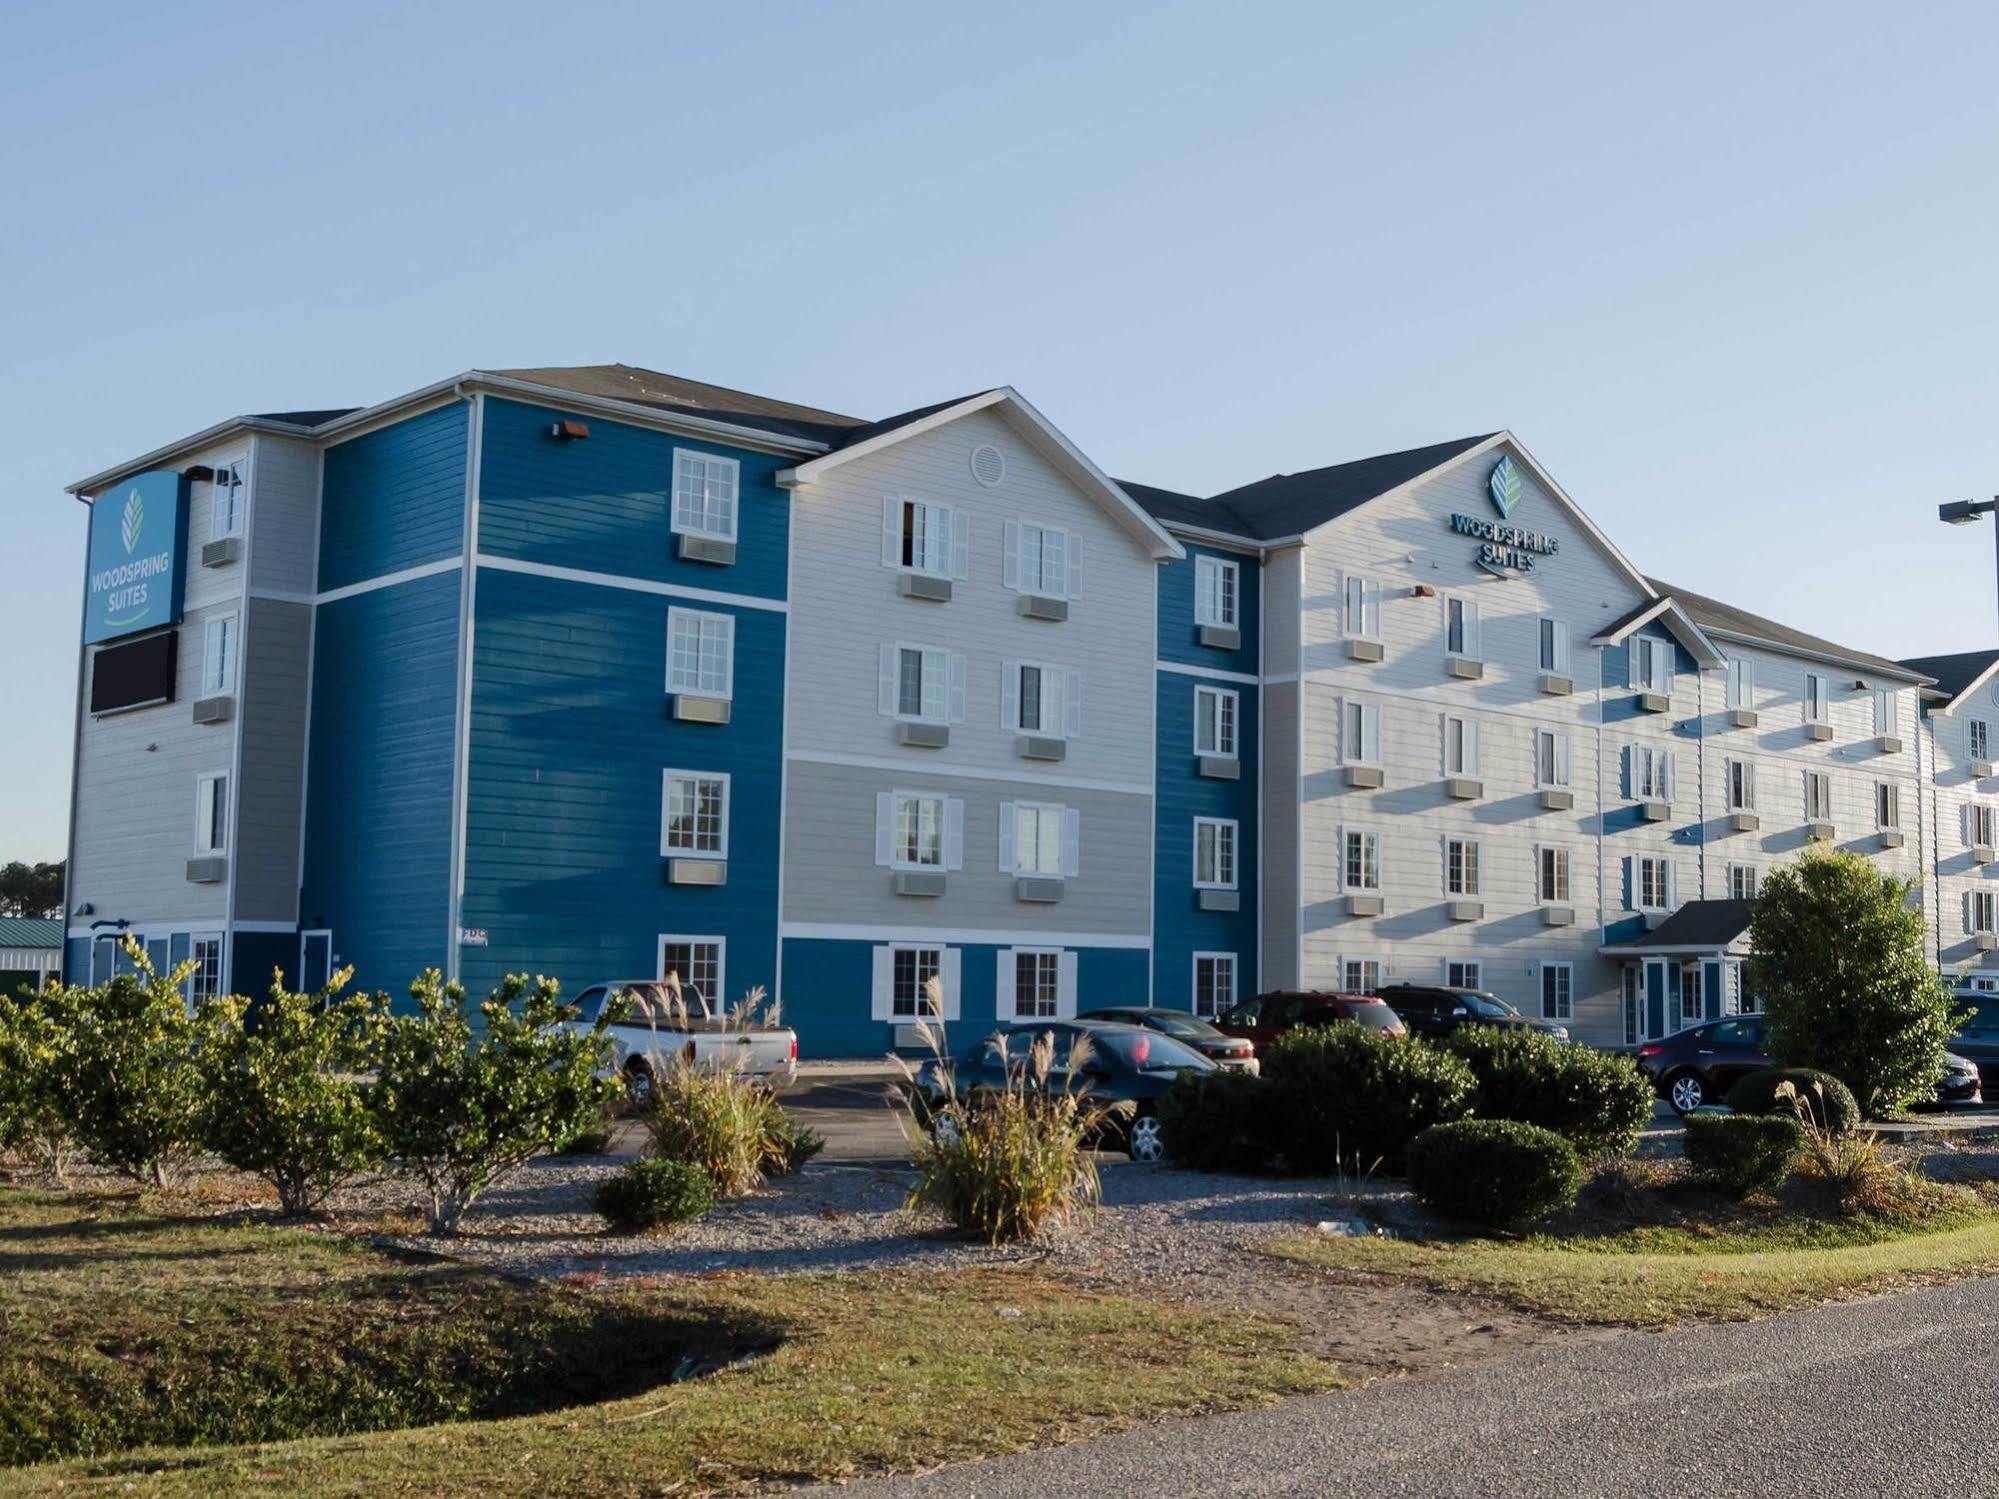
299;930;333;993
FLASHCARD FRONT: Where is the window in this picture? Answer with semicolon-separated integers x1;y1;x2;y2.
1873;688;1895;737
1631;636;1673;693
194;773;228;854
1682;967;1704;1026
1443;715;1480;777
661;771;728;857
1447;959;1482;989
201;613;237;697
1634;855;1673;912
892;792;946;869
1804;769;1832;822
1535;728;1572;788
1193;817;1237;889
658;937;725;1010
1195;685;1238;758
878;643;965;723
1973;719;1993;761
188;935;223;1003
1726;658;1754;710
1622;966;1642;1045
1973;804;1997;848
884;497;964;578
1192;953;1237;1018
1726;758;1756;812
1876;781;1900;830
892;946;943;1018
1006;661;1081;738
1001;801;1078;878
1341;957;1383;991
1972;891;1998;936
1540;963;1573;1021
1010;950;1062;1020
1632;745;1674;801
1539;617;1570;674
1804;673;1830;723
1445;836;1481;896
671;450;739;541
1343;575;1380;640
1445;596;1480;659
1537;845;1571;904
1194;555;1238;628
1343;698;1382;765
1343;828;1381;892
1007;521;1079;599
666;608;734;699
1729;864;1759;901
210;458;246;539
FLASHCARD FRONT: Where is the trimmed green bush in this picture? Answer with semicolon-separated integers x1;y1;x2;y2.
594;1157;714;1233
1157;1070;1276;1173
1263;1024;1476;1174
1684;1111;1802;1198
1445;1027;1655;1157
1405;1119;1582;1230
1724;1067;1861;1134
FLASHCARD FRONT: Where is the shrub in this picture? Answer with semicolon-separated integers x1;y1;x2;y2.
1752;848;1962;1115
763;1107;825;1176
63;945;207;1188
1683;1111;1802;1199
1725;1067;1861;1135
1158;1069;1276;1173
1405;1119;1582;1230
594;1157;714;1233
644;1064;792;1196
195;969;388;1216
0;983;82;1183
372;972;618;1234
1262;1024;1476;1174
1445;1027;1654;1158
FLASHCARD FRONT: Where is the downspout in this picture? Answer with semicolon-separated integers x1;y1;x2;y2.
444;383;482;983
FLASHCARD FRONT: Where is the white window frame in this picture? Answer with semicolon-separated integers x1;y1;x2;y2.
1193;817;1238;890
1000;800;1079;879
1343;574;1381;641
670;449;740;542
1191;951;1237;1019
1194;555;1238;629
878;943;950;1021
1445;835;1481;897
1875;780;1900;831
1538;617;1571;674
1006;519;1080;600
1342;697;1382;767
194;772;228;855
187;932;224;1004
1726;657;1755;711
210;456;246;540
1971;718;1992;762
1728;863;1760;901
1535;727;1572;789
1195;684;1239;759
1873;688;1895;736
1804;672;1830;724
1003;659;1082;739
1444;594;1481;661
1973;891;1999;937
665;607;735;701
1634;854;1673;913
1540;962;1574;1021
1443;714;1480;777
660;769;729;859
1804;769;1833;822
1973;803;1997;849
1446;958;1483;990
885;789;952;871
1632;636;1673;694
1342;826;1382;893
201;612;239;698
1001;946;1073;1022
1536;844;1572;905
879;642;966;725
656;935;727;1012
1340;956;1384;992
1632;744;1674;802
1725;757;1756;812
884;496;966;580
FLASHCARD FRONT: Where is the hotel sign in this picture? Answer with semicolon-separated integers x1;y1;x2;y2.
84;471;188;645
1446;455;1559;576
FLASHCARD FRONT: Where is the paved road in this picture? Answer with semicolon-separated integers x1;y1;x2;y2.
827;1275;1999;1497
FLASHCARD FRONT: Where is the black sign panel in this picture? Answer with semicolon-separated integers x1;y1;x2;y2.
89;630;178;715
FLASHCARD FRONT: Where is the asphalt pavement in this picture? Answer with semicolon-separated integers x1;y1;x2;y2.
825;1273;1999;1497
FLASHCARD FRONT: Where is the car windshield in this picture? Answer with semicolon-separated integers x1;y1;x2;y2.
600;983;707;1025
1090;1028;1215;1072
1960;998;1999;1037
1142;1012;1226;1043
1347;1004;1402;1031
1459;992;1516;1018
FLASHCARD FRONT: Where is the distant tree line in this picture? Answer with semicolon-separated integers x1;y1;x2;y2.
0;862;63;919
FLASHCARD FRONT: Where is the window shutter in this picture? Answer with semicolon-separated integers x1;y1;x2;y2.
1666;861;1678;908
1001;661;1019;732
947;652;968;724
1464;719;1480;776
1622;745;1634;799
882;499;901;569
1660;649;1675;694
1363;706;1381;765
998;802;1017;873
1554;623;1571;673
878;645;898;716
1363;578;1381;635
1623;856;1634;911
1664;751;1677;803
1967;892;1976;935
1626;643;1640;690
1062;807;1081;878
940;948;962;1020
996;950;1015;1019
1058;951;1078;1018
871;946;893;1020
1066;670;1083;738
1464;605;1481;659
950;509;970;581
943;797;965;871
1067;536;1082;599
874;792;894;867
1002;522;1021;590
1555;733;1571;785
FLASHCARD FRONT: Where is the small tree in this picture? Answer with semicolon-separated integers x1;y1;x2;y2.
196;968;389;1217
372;970;617;1234
63;943;209;1187
0;984;82;1183
1751;848;1961;1116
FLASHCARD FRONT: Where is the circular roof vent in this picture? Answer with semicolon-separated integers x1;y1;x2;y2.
970;444;1006;487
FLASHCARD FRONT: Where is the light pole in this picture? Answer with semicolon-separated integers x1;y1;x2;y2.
1940;497;1999;640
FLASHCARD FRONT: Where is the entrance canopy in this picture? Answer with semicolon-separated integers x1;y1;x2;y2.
1598;899;1754;961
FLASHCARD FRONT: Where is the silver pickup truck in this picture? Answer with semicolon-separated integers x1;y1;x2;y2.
568;980;798;1102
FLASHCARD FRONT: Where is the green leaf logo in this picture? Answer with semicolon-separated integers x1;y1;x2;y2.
121;490;144;554
1488;456;1523;520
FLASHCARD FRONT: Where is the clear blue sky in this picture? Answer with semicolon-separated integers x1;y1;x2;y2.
5;0;1998;858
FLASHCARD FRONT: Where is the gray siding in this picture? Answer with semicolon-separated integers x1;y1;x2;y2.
248;435;322;599
1261;678;1301;988
233;598;311;923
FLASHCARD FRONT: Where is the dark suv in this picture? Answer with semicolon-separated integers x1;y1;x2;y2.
1635;1016;1769;1114
1371;984;1570;1043
1215;991;1405;1052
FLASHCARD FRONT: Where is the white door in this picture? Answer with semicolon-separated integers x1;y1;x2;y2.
299;930;333;993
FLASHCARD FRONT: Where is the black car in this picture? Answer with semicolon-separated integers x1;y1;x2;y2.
912;1019;1215;1161
1635;1015;1771;1114
1081;1007;1259;1073
1371;984;1570;1043
1950;991;1999;1099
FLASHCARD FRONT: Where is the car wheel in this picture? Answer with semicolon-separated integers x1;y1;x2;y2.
1667;1071;1708;1115
1126;1109;1166;1163
624;1060;656;1108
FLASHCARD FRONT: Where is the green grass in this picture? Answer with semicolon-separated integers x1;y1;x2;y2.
0;1188;1338;1495
1267;1209;1999;1328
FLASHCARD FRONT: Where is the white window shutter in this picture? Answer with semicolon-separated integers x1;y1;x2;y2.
1002;521;1021;590
881;498;900;569
1622;745;1634;799
950;509;970;580
940;948;962;1020
1364;706;1382;765
947;652;968;724
1555;624;1571;673
1666;861;1678;907
1066;670;1083;738
1363;578;1381;634
1465;719;1480;776
871;946;893;1020
874;792;894;867
998;802;1017;873
1067;536;1083;599
944;797;965;871
1627;643;1641;690
996;950;1015;1018
1001;661;1019;732
1665;752;1677;803
878;645;898;717
1464;605;1481;658
1556;733;1571;785
1058;951;1078;1018
1062;806;1081;878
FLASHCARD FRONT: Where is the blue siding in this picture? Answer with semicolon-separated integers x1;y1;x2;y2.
1157;544;1261;673
318;404;469;592
456;567;783;1005
477;399;791;602
299;572;459;996
1153;671;1259;1006
779;939;1150;1060
233;930;299;995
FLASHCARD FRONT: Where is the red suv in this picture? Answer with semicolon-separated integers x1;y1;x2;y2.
1215;990;1407;1052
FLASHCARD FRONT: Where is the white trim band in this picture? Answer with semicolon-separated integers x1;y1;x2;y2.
316;556;463;605
475;553;789;613
786;748;1150;797
781;922;1152;950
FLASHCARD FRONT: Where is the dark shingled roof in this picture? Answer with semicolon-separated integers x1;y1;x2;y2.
1649;577;1926;681
1114;480;1255;539
1898;650;1999;704
1609;899;1754;950
833;391;997;449
493;363;871;447
1195;433;1499;540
